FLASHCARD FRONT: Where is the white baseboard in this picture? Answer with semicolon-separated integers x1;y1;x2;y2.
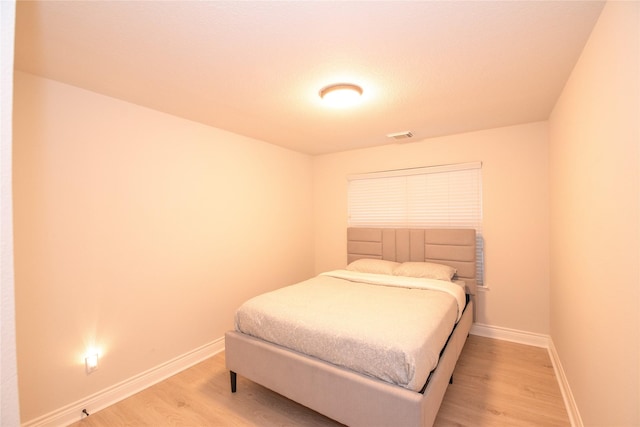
470;322;550;348
22;337;225;427
547;339;584;427
470;323;582;427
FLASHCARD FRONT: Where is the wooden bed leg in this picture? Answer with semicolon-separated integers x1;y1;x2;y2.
230;371;237;393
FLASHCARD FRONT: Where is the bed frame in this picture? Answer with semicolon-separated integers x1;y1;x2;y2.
225;227;476;426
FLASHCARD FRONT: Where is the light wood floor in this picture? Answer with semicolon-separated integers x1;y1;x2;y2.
70;335;570;426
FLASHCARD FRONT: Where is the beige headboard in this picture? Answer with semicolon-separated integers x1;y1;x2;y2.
347;227;477;295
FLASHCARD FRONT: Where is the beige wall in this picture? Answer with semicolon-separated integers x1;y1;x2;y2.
549;1;640;425
12;71;314;423
313;122;550;334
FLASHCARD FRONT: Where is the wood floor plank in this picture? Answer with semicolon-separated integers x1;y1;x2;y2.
69;335;570;426
435;336;570;427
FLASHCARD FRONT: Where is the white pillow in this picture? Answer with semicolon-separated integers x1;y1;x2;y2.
346;259;399;275
393;262;456;281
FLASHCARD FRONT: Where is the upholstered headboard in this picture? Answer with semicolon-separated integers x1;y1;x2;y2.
347;227;477;295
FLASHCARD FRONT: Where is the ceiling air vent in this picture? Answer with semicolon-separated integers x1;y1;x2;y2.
386;131;413;141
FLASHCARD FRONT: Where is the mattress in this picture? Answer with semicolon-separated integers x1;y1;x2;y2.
234;270;466;391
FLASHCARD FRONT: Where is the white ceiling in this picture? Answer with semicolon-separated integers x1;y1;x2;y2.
14;1;605;155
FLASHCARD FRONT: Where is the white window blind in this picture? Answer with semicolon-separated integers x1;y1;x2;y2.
348;162;484;285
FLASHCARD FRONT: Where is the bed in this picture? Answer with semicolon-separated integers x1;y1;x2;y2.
225;227;477;426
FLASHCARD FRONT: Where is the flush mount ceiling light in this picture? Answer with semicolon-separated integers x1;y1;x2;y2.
319;83;363;108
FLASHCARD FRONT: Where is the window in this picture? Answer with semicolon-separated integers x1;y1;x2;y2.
348;162;484;285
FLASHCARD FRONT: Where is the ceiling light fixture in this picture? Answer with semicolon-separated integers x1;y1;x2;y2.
319;83;363;108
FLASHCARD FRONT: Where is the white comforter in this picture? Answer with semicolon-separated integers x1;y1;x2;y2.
234;270;466;391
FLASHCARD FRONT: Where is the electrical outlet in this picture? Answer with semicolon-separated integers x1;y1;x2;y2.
85;354;98;374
